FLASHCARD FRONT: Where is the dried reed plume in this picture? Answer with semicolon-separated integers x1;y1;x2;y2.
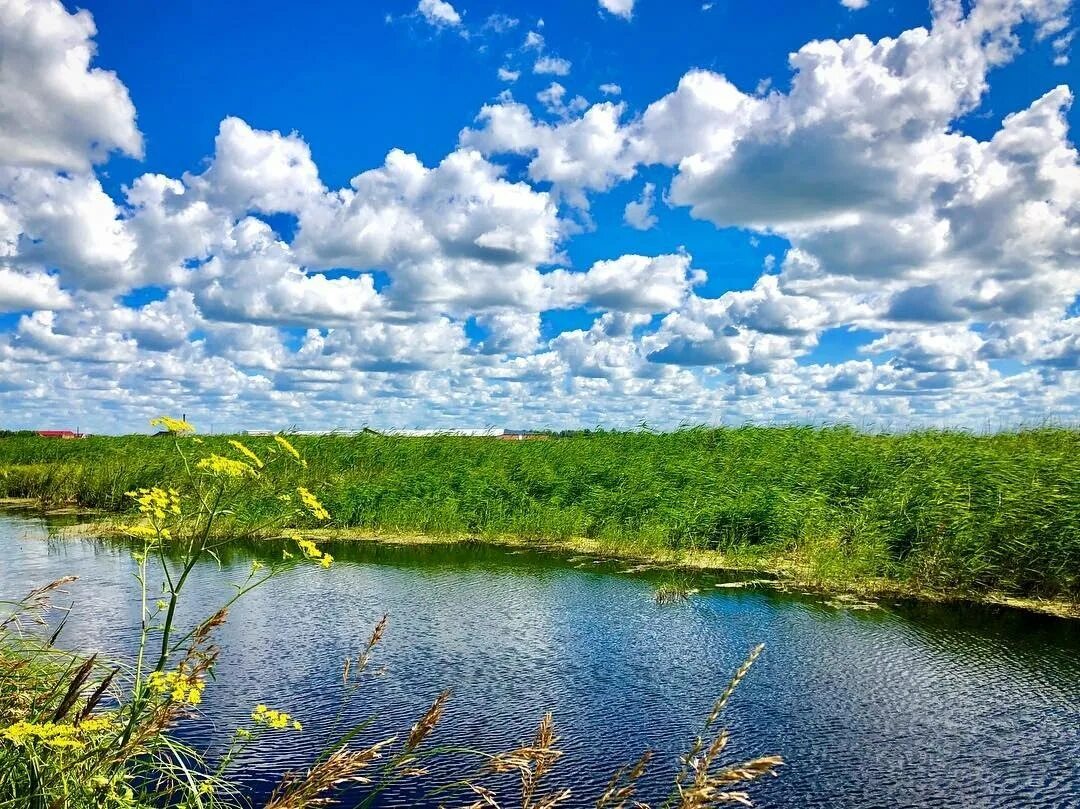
463;712;571;809
263;740;393;809
1;575;78;631
344;613;388;685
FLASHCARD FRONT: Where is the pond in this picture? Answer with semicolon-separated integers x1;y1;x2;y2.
1;510;1078;808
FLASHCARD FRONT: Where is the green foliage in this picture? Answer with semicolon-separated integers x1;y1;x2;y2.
0;426;1077;597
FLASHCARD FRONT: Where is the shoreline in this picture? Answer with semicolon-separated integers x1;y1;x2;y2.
5;499;1074;621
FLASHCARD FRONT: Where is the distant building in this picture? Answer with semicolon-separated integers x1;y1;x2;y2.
37;430;86;439
240;428;549;439
500;430;549;441
380;428;506;438
242;429;367;437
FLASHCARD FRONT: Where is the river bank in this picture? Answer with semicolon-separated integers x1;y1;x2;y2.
2;426;1077;614
6;498;1075;620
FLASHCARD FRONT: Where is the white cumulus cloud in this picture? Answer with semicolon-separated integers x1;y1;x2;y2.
416;0;462;27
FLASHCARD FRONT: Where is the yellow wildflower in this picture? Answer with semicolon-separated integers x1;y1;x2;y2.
147;669;205;706
228;439;264;469
197;454;257;478
126;487;182;520
150;416;195;434
273;434;304;463
1;715;114;749
78;715;115;734
251;704;300;731
126;524;161;541
292;538;334;568
297;487;330;521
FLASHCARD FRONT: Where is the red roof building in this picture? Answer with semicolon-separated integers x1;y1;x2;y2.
37;430;84;439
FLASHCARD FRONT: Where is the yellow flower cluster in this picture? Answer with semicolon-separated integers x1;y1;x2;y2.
197;454;257;478
251;704;302;731
147;669;205;705
274;434;306;466
297;486;330;521
228;439;264;469
150;416;195;434
296;538;334;569
126;523;170;541
126;487;182;520
2;715;115;750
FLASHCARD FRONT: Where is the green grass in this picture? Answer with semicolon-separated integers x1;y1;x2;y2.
0;427;1078;598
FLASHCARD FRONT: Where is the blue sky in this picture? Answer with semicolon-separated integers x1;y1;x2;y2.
0;0;1077;432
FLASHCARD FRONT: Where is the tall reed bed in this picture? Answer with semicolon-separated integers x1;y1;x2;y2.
0;426;1077;597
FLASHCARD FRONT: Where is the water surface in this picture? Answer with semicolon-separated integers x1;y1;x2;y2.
1;511;1078;808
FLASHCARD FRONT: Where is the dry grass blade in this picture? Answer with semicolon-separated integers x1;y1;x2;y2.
76;665;119;723
262;740;393;809
404;689;451;754
705;644;764;729
51;653;97;722
1;575;78;629
459;781;502;808
673;754;784;809
20;576;79;606
664;644;781;809
712;757;784;786
191;606;229;647
483;712;571;809
596;749;654;808
347;613;388;685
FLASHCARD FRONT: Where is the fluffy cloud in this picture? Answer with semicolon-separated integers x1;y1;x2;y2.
2;168;136;290
553;253;705;313
646;276;829;369
293;148;562;311
461;100;638;206
534;55;572;76
598;0;635;20
186;117;325;217
0;268;71;312
0;0;141;171
0;0;1077;432
416;0;462;28
624;182;658;230
464;0;1080;373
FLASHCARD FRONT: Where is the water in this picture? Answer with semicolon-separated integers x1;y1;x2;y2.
1;510;1078;808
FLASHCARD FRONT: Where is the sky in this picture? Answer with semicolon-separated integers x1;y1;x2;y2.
0;0;1078;434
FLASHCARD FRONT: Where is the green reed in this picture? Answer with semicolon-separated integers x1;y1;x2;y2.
0;426;1077;597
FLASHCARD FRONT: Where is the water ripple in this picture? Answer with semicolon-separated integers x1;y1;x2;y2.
1;513;1077;808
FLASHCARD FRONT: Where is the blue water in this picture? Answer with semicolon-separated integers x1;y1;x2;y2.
1;511;1078;808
